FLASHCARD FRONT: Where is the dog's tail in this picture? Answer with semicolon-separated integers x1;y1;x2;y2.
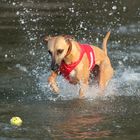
102;31;111;55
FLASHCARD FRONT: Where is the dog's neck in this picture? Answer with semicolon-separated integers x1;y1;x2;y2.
63;41;81;65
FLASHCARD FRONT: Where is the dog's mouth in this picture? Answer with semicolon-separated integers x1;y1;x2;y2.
51;60;60;71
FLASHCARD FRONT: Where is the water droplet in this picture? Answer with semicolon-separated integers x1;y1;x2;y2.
112;5;117;10
69;8;74;13
12;2;16;6
109;12;113;16
123;6;127;12
16;11;20;15
96;38;99;43
84;27;87;31
5;54;8;58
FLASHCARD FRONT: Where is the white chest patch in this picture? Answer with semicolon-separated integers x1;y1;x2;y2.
69;70;76;79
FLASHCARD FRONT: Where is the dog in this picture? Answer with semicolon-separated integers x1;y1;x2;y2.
44;32;114;98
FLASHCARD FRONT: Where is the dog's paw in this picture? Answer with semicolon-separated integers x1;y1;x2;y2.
52;86;60;94
79;91;85;99
48;82;60;94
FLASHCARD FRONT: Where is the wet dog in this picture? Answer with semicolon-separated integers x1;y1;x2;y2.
44;32;114;98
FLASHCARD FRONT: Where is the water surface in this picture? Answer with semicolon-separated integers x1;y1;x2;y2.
0;0;140;139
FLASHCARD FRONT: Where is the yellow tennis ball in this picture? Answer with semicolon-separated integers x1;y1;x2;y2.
10;116;23;126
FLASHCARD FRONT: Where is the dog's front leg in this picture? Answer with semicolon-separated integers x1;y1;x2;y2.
48;71;60;94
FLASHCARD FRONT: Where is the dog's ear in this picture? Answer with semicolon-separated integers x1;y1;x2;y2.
63;35;74;41
63;35;74;46
43;35;52;43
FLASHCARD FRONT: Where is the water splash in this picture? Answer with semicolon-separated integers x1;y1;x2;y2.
35;66;140;101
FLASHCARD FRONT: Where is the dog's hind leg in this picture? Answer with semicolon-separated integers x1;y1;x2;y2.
79;79;89;98
98;31;113;93
99;58;114;91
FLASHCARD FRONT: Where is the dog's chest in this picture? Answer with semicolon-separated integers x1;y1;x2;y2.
69;70;76;79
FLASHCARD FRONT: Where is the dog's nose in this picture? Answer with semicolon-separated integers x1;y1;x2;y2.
51;63;59;71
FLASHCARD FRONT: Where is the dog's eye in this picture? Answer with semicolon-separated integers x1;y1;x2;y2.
48;50;52;55
57;49;64;55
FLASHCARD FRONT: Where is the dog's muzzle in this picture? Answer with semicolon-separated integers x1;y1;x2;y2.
51;60;59;71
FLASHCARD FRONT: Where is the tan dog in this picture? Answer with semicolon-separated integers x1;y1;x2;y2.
44;32;114;98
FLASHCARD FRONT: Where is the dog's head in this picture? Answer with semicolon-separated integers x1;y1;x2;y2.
44;35;72;71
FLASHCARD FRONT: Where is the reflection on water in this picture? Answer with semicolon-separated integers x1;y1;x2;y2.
1;97;140;139
0;100;121;139
0;0;140;139
56;113;110;139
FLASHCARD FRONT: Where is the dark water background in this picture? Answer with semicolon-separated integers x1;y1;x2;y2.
0;0;140;139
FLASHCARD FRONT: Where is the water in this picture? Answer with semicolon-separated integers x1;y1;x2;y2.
0;0;140;139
